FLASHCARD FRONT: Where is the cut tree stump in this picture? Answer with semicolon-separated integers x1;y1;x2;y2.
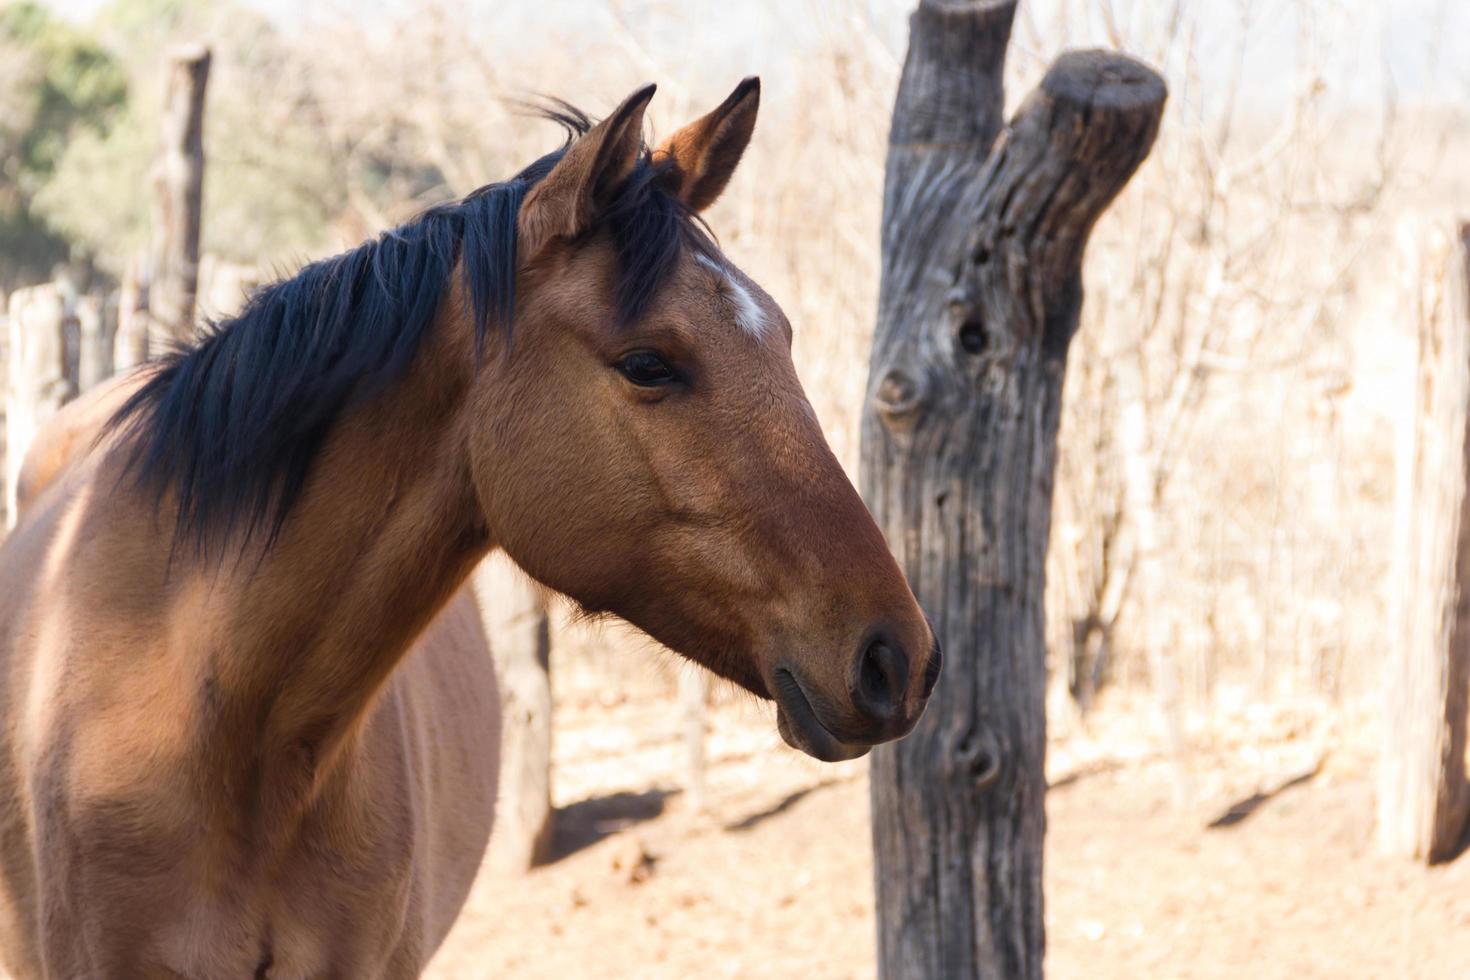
861;3;1166;976
1379;222;1470;863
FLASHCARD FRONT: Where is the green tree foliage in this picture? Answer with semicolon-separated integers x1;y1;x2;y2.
32;0;345;279
0;1;127;289
6;0;524;291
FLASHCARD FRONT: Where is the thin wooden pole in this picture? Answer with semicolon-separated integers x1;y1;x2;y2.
149;44;210;347
679;669;709;811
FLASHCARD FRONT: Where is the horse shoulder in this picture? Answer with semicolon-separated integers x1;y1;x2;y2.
0;455;195;976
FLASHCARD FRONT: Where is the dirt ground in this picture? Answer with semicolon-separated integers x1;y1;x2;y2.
428;667;1470;979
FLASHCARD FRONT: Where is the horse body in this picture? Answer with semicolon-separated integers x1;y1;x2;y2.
0;79;941;977
0;367;499;978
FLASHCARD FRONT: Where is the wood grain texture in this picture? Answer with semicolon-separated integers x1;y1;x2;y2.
862;4;1165;975
149;45;210;346
1379;224;1470;863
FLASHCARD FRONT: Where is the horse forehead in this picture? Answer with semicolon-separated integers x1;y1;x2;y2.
693;253;770;341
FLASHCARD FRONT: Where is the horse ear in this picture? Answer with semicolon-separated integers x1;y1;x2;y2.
518;83;656;258
654;76;760;212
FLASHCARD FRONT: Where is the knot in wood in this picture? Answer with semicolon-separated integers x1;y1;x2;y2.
944;721;1005;790
872;367;928;429
958;318;988;356
946;287;990;358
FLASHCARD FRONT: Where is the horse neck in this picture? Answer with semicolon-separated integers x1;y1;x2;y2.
180;319;491;815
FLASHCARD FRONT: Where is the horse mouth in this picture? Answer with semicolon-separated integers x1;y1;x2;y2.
772;667;870;763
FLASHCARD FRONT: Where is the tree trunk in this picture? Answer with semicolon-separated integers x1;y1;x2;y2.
1379;223;1470;863
5;285;77;528
474;553;555;870
149;45;210;347
862;3;1166;976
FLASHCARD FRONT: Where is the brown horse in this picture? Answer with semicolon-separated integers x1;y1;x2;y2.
0;80;938;978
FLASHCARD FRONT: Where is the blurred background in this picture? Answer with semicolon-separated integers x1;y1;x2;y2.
3;0;1469;976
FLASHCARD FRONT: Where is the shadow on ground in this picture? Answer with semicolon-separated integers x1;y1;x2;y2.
543;788;675;864
724;779;844;833
1207;768;1320;829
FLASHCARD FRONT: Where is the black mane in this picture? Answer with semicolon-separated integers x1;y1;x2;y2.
110;104;711;557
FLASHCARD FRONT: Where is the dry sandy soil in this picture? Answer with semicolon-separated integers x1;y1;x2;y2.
428;668;1470;979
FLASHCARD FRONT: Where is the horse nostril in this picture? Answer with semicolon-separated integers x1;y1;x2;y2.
922;638;943;699
855;638;908;723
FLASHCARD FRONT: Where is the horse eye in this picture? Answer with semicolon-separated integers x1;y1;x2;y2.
617;350;678;387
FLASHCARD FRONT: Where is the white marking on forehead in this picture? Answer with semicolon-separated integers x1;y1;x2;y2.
696;253;767;339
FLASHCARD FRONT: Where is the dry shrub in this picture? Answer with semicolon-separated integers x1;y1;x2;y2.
1028;1;1468;726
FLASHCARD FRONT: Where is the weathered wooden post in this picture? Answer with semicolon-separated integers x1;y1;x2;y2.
149;44;210;347
53;273;83;395
5;285;77;528
1379;222;1470;862
474;553;555;869
197;256;263;323
861;3;1165;975
76;293;114;392
679;669;709;811
114;261;150;371
0;292;6;526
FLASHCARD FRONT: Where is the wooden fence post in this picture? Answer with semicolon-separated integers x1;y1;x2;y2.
197;255;263;323
1379;223;1470;862
679;669;709;811
5;285;77;528
115;261;150;371
0;292;6;526
861;3;1165;975
149;44;210;347
76;293;115;392
474;553;555;870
